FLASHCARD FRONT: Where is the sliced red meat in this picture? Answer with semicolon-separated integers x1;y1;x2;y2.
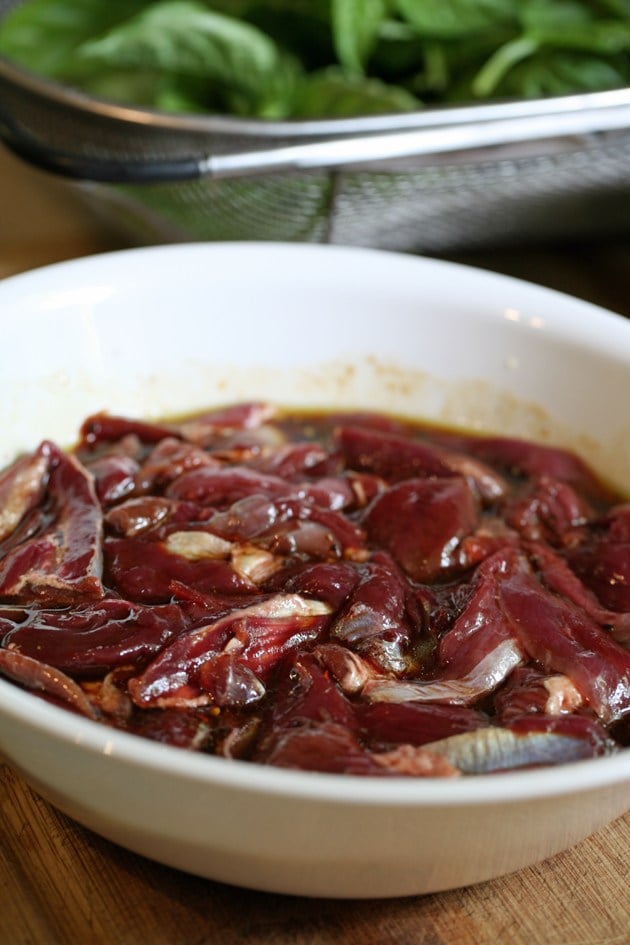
2;597;195;676
129;594;330;709
363;476;478;582
0;444;104;605
330;552;418;674
566;506;630;613
336;424;453;482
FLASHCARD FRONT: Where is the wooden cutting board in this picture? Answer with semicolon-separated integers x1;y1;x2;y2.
1;763;628;945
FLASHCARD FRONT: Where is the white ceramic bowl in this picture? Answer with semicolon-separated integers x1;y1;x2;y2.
0;243;628;899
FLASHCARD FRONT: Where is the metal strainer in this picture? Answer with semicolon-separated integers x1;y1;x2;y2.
1;0;630;252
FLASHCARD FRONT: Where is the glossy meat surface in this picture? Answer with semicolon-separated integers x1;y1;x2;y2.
0;404;627;776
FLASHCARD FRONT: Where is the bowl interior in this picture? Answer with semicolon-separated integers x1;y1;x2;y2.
4;242;629;493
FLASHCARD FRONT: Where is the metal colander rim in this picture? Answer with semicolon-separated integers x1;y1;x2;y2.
1;47;630;144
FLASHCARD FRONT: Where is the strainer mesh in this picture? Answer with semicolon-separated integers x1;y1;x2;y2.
1;0;629;251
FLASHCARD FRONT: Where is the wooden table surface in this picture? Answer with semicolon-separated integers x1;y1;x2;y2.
0;144;629;945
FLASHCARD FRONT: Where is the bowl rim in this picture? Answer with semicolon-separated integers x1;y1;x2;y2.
2;51;630;141
3;239;630;335
0;676;628;807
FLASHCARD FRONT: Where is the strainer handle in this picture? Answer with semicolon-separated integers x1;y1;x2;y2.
205;98;630;179
0;109;204;183
1;90;630;184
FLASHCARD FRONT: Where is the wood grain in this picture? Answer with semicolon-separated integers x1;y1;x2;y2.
1;764;628;945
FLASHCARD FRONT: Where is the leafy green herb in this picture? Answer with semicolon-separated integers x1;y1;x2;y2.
0;0;628;118
292;66;420;117
330;0;388;74
73;1;300;117
393;0;520;40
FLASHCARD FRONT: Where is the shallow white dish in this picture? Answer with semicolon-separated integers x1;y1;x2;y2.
0;242;628;899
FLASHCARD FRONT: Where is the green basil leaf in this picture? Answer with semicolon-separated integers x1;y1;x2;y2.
491;50;630;96
472;36;539;96
529;21;630;55
520;0;594;32
0;0;151;76
331;0;389;73
394;0;519;39
74;1;299;113
292;67;420;116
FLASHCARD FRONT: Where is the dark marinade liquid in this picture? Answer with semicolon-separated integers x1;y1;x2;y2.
0;403;628;777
